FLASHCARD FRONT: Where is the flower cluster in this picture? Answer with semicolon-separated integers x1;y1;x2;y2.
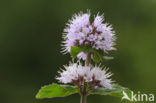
62;11;116;60
56;63;113;89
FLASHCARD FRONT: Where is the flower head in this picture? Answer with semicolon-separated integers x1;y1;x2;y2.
62;11;116;59
56;63;113;89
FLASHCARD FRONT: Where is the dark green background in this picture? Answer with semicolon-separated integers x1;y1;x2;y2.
0;0;156;103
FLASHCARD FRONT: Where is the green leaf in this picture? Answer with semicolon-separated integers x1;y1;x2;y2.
89;84;134;101
36;83;79;99
70;46;82;58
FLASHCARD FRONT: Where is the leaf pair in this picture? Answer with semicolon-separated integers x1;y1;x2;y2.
71;46;105;63
36;83;133;101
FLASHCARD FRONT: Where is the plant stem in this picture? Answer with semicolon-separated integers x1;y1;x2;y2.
85;53;91;66
80;91;87;103
80;52;91;103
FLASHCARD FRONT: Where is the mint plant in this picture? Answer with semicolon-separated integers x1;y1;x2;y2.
36;11;133;103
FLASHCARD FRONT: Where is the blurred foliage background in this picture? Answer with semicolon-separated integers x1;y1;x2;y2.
0;0;156;103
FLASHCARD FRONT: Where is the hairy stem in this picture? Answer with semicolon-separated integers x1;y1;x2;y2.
80;52;91;103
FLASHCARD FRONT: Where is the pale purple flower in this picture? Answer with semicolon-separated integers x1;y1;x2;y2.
77;52;87;60
62;11;116;60
56;63;113;89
